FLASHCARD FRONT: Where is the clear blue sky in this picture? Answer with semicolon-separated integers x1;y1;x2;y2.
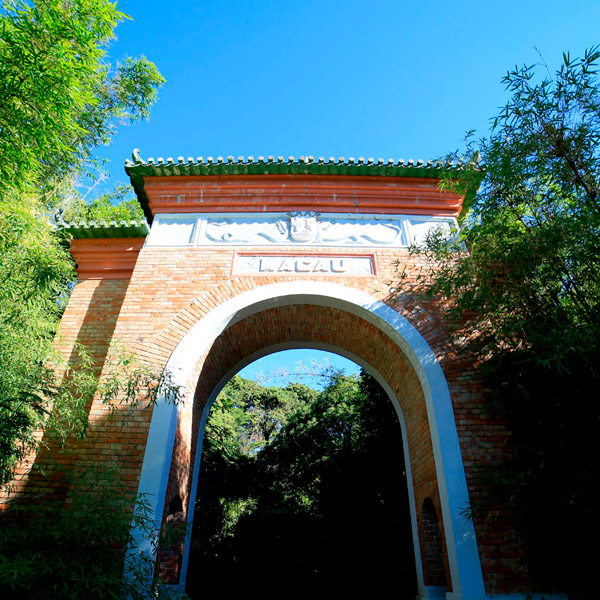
237;349;359;389
97;0;600;186
94;0;600;384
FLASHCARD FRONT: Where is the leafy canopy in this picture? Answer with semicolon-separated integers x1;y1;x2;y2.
0;2;173;596
412;47;600;591
427;46;600;357
60;183;145;223
0;0;163;487
0;0;164;198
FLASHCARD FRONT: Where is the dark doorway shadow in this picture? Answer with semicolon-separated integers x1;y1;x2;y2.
186;370;416;599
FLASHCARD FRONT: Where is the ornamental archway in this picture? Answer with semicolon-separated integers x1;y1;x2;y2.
3;154;541;599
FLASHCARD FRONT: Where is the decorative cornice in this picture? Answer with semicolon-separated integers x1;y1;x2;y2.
69;238;144;280
145;212;456;249
139;175;464;220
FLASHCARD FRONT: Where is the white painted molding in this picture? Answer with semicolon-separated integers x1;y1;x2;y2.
133;281;485;598
420;586;448;599
145;211;456;248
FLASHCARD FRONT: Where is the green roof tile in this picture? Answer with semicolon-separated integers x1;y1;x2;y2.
60;219;150;240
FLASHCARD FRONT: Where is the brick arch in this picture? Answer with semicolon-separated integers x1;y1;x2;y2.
131;274;451;383
182;305;430;510
131;281;485;600
175;305;435;592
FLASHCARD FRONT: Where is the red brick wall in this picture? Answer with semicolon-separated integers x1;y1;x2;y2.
1;278;132;506
421;497;447;588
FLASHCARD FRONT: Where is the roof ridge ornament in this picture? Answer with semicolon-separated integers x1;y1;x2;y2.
126;150;485;172
126;148;145;167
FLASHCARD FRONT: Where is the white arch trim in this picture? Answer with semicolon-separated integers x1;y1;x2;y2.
133;281;486;600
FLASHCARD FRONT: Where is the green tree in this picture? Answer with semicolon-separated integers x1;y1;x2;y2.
205;375;315;457
0;467;187;600
60;183;145;223
412;47;600;592
189;372;415;599
0;0;164;197
0;199;72;483
0;0;163;487
0;2;176;596
193;376;316;551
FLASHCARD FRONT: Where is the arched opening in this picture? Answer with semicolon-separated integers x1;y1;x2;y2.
167;495;183;516
185;350;416;598
133;282;484;600
422;497;448;594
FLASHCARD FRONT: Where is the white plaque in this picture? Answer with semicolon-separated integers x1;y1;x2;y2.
235;255;374;276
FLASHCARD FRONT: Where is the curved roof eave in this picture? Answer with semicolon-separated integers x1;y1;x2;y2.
125;149;483;224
